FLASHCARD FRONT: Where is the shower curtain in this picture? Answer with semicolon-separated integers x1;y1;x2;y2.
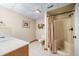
48;16;57;53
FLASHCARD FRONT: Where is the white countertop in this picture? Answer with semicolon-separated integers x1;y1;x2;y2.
0;37;29;56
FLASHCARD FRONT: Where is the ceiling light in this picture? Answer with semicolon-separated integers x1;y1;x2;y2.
35;9;41;13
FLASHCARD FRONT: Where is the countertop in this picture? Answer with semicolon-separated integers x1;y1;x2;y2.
0;37;29;56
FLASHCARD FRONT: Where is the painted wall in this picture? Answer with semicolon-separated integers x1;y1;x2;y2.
36;19;46;41
75;3;79;55
0;7;36;41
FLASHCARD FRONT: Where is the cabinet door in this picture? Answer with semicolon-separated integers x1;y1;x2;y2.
5;52;16;56
15;45;29;56
4;45;29;56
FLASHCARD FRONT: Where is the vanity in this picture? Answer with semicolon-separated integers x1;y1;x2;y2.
0;37;29;56
4;45;29;56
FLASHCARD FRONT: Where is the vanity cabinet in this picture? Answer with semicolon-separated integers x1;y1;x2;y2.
4;45;29;56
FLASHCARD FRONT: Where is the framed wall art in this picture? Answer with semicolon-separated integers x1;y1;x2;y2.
23;20;30;28
38;24;45;29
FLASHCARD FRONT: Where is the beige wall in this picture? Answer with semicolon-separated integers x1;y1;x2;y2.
36;19;46;41
0;7;36;41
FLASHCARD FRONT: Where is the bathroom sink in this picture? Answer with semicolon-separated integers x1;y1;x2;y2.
0;37;10;43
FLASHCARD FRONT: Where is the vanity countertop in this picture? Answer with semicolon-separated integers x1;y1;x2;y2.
0;37;29;56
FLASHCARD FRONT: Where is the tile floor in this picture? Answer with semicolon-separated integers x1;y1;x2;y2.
29;41;59;56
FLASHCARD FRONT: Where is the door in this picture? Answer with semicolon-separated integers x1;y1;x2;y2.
53;12;74;55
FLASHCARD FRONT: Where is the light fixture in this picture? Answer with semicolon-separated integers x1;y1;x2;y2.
47;4;54;9
35;9;41;14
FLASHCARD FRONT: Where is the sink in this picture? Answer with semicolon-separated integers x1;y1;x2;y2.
0;37;10;42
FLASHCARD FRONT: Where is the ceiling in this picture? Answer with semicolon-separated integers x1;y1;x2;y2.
0;3;69;20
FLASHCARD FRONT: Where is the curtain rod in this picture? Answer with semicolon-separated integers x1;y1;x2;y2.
47;10;75;17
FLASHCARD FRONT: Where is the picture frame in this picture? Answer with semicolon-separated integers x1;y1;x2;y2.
38;24;45;29
23;20;30;28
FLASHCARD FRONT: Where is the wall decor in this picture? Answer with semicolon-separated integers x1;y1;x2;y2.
38;24;45;29
23;20;30;28
0;20;5;27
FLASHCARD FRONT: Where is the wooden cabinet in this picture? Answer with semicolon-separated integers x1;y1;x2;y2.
4;45;29;56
